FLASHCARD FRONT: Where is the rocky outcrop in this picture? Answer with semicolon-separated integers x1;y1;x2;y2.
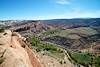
9;21;53;37
0;30;42;67
43;34;100;52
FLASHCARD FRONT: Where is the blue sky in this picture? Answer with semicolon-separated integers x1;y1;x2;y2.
0;0;100;20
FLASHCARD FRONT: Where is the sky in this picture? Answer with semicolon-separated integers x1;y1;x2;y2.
0;0;100;20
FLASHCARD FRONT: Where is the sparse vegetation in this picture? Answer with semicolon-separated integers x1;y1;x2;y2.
59;60;66;64
69;52;92;66
0;28;4;33
30;27;100;67
31;36;65;60
31;36;100;66
68;51;100;67
3;33;7;35
94;56;100;67
31;36;58;52
59;60;63;64
0;57;4;64
31;37;59;53
42;29;63;36
57;27;98;37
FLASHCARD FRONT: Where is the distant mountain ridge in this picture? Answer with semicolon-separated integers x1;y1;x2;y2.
41;18;100;27
0;18;100;27
0;18;100;36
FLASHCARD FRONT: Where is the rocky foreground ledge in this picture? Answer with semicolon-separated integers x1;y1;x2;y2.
0;30;42;67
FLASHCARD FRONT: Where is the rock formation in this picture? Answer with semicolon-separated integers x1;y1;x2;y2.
0;30;42;67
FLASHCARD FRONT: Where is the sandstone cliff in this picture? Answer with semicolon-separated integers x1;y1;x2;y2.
0;30;42;67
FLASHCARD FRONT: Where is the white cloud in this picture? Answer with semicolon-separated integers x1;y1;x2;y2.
56;0;71;5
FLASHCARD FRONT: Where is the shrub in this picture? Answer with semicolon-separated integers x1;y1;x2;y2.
94;56;100;67
69;52;92;66
0;28;4;33
31;37;40;46
59;60;63;64
3;33;7;35
36;48;41;52
42;29;63;36
0;58;4;64
44;44;57;51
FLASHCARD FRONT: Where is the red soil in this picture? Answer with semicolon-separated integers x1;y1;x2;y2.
25;47;43;67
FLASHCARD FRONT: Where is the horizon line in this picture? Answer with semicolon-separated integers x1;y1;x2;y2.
0;17;100;21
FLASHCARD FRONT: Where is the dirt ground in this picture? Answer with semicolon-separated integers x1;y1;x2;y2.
36;52;75;67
